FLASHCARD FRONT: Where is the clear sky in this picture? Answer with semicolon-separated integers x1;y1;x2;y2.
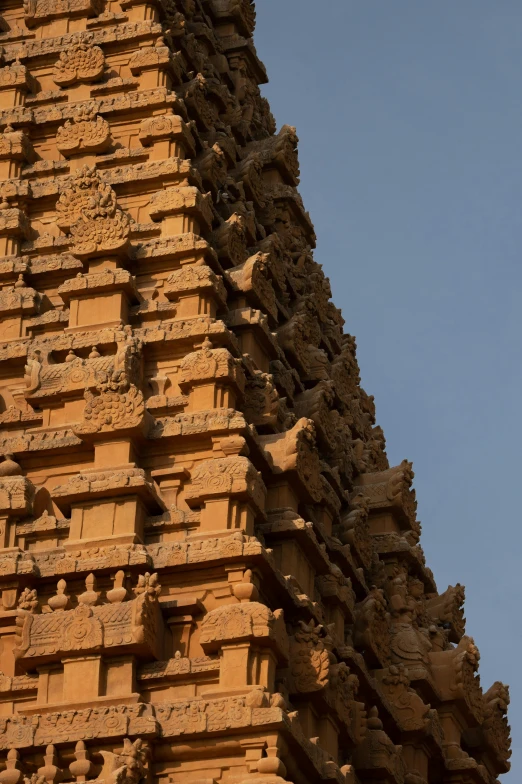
255;2;521;778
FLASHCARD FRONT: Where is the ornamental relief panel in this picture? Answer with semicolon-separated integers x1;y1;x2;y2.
14;574;163;665
53;39;105;87
56;104;111;156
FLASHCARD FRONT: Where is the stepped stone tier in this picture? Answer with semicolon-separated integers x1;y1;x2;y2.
0;2;511;784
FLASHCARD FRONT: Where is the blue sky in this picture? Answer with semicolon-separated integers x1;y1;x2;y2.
256;2;521;777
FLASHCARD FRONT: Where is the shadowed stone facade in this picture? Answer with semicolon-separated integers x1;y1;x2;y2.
0;2;511;784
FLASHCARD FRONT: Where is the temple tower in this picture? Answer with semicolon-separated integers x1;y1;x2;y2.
0;2;511;784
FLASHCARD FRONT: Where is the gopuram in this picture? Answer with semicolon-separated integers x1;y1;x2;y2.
0;2;511;784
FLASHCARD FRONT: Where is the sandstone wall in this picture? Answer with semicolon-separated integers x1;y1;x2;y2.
0;3;510;784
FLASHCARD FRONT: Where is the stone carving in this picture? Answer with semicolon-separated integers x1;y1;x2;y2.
0;453;22;478
0;703;157;749
154;694;283;738
259;418;323;502
243;371;281;428
228;253;278;322
76;381;145;435
479;682;511;769
0;125;33;162
425;583;466;642
165;264;227;307
69;739;94;782
354;460;418;532
387;570;431;658
23;338;140;402
0;748;24;784
211;214;248;267
99;738;148;784
335;493;373;569
179;339;246;394
139;653;218;681
14;573;162;664
352;707;405;783
0;205;30;240
0;4;508;783
0;63;35;92
186;456;266;514
56;165;130;256
52;468;164;514
196;142;228;191
212;0;256;37
23;0;104;27
58;269;138;303
150;408;246;440
354;587;391;667
0;716;35;751
53;39;105;86
0;277;39;317
149;185;213;230
288;620;330;693
139;114;195;154
430;636;485;723
0;477;34;516
56;104;112;155
200;602;287;654
376;664;431;732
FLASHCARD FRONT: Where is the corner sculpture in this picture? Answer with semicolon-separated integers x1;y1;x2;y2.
0;3;510;784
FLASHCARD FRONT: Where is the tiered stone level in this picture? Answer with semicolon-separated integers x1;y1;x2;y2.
0;2;511;784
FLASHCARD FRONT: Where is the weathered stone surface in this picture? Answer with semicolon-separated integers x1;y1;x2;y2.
0;3;508;784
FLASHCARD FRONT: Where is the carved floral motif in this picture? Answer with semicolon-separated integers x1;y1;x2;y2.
56;166;130;257
56;104;111;155
53;39;105;86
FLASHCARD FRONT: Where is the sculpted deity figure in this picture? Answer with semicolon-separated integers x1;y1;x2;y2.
387;568;433;672
100;739;148;784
